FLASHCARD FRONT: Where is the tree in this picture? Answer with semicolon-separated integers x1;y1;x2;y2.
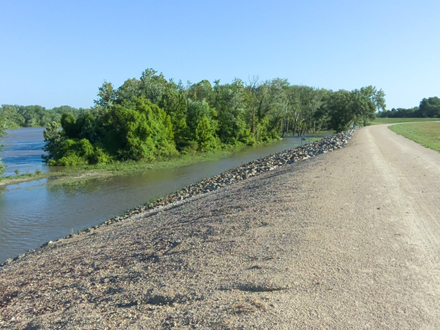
212;79;252;144
101;97;176;161
322;87;378;132
186;99;218;140
0;117;6;175
42;121;63;164
95;81;116;108
419;97;440;118
325;90;355;132
196;115;219;151
159;88;189;149
186;80;214;103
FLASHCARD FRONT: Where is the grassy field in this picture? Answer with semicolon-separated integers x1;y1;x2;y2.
372;118;439;125
389;122;440;153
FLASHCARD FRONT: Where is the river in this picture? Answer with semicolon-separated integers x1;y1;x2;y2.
0;127;330;263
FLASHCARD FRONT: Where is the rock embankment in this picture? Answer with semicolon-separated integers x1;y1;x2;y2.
102;130;355;226
1;129;355;266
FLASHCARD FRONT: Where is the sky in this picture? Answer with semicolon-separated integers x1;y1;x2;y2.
1;0;439;110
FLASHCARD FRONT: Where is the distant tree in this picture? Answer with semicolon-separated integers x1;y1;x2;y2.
419;97;440;118
186;80;214;103
42;121;64;164
324;90;355;132
320;86;381;132
95;81;116;108
41;67;389;166
0;104;88;129
0;117;6;175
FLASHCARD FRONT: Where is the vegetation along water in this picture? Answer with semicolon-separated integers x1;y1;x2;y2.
0;130;328;263
1;68;438;263
1;68;387;176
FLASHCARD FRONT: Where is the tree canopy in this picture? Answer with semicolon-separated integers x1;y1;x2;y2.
0;105;90;129
378;96;440;118
0;120;5;175
38;68;386;166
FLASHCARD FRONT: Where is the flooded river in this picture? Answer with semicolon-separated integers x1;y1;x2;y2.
0;128;330;263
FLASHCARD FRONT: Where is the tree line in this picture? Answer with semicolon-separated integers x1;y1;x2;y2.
0;126;4;175
1;68;386;168
42;69;385;166
0;105;89;174
377;97;440;118
0;105;89;129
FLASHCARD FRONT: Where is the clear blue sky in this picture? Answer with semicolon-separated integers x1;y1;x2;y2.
1;0;439;110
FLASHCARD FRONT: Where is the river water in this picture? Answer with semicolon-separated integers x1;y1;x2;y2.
0;128;330;263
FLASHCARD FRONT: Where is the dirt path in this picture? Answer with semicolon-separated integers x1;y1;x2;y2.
1;125;439;329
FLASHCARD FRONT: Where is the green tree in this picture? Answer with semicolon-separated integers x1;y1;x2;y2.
212;79;251;144
419;97;440;118
159;88;189;149
95;81;116;108
322;87;377;132
0;117;6;175
196;115;219;151
102;97;176;161
187;80;214;103
42;121;63;164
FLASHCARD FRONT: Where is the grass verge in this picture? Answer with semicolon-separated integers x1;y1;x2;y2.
389;122;440;153
372;118;438;125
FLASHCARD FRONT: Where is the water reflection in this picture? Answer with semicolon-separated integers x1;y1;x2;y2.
1;127;48;176
0;133;331;263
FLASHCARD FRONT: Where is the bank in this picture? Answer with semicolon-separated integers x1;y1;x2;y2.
1;129;355;267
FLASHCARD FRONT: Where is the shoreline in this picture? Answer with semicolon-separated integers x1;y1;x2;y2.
0;137;285;188
1;129;355;267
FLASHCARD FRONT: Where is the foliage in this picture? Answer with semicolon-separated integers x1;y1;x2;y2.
0;119;5;175
378;96;440;119
318;86;383;132
196;115;219;151
419;97;440;118
0;104;90;129
44;97;177;165
42;68;389;166
102;97;176;161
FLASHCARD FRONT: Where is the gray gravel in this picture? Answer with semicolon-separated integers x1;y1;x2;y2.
1;124;440;329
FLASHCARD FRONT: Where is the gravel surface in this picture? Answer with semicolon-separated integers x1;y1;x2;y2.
1;124;439;329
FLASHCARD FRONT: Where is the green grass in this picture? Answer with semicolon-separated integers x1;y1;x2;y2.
371;118;438;125
389;122;440;153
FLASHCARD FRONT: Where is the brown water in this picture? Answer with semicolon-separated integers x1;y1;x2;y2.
0;128;330;263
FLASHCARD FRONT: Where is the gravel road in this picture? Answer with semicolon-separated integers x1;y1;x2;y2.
1;124;439;329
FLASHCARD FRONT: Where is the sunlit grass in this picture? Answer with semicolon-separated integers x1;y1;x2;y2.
372;117;438;125
389;122;440;153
